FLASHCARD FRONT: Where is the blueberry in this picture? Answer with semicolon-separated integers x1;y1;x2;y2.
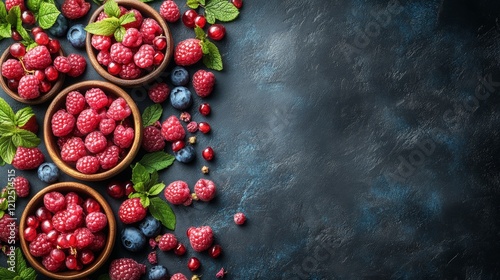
121;227;146;252
37;163;59;183
48;14;68;37
148;265;168;280
67;24;86;48
170;66;189;86
170;86;192;110
174;145;195;163
138;216;161;237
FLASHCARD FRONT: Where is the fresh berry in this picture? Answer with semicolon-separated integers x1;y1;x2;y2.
153;51;164;65
11;30;22;41
76;108;100;134
194;179;216;201
123;9;143;29
61;137;87;162
83;197;101;214
7;78;19;91
91;35;112;51
65;192;83;205
61;0;91;19
122;28;143;48
109;258;146;280
85;212;107;232
140;18;162;44
85;87;108;110
174;243;186;256
118;198;147;224
54;56;71;74
45;66;59;81
88;231;106;251
113;125;135;149
80;249;94;265
65;255;78;270
51;109;75;137
44;191;66;213
1;59;23;80
18;75;40;99
148;83;170;103
121;227;146;252
43;255;64;272
84;131;107;153
187;226;214;252
12;147;44;170
26;215;39;228
13;176;30;197
158;233;177;251
134;44;155;69
0;214;18;243
74;227;94;249
209;244;222;258
119;62;142;79
180;112;191;122
29;233;53;257
198;122;211;134
76;156;100;174
107;181;125;199
5;0;26;12
164;180;190;205
202;146;215;161
171;140;185;152
148;265;167;280
160;0;180;22
170;86;192;110
22;10;35;25
24;226;37;242
48;14;69;37
187;257;201;271
138;215;161;238
96;145;120;170
47;39;61;54
35;206;53;221
124;181;134;196
192;70;215;97
67;54;87;77
153;36;167;50
170;66;189;86
9;42;26;58
24;45;52;70
40;219;54;233
34;32;49;45
161;115;185;142
234;212;246;225
194;15;206;28
142;125;165;153
67;24;86;48
182;9;197;28
186;121;198;133
174;145;195;163
174;38;202;66
98;51;112;66
100;118;117;136
231;0;243;9
170;273;188;280
37;163;60;183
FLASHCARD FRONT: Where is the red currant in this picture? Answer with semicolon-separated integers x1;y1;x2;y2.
80;249;94;265
45;66;59;82
182;9;197;28
11;30;22;41
208;24;226;41
47;39;61;54
83;198;101;214
107;181;125;199
124;181;135;196
35;207;52;221
199;103;211;116
40;219;54;233
21;10;36;25
153;51;165;66
39;81;52;93
26;215;39;228
46;230;58;243
9;43;26;58
65;255;78;270
231;0;243;9
34;32;49;45
31;27;44;35
34;70;45;81
50;248;66;263
7;79;19;91
202;146;214;161
187;257;201;271
57;234;69;248
23;226;37;242
153;37;167;51
108;61;122;76
194;15;206;28
209;244;222;258
174;243;186;256
172;140;185;152
198;122;211;134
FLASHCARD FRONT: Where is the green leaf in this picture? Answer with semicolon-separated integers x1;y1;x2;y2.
194;26;205;41
6;5;19;26
140;196;150;208
202;40;223;71
141;104;162;127
0;136;16;164
0;267;16;279
14;107;34;127
85;17;120;36
199;0;206;5
0;23;11;39
139;0;154;2
19;267;35;280
0;199;7;210
138;151;175;173
0;97;16;125
37;2;60;29
149;197;176;230
133;181;145;193
0;210;4;219
187;0;199;9
0;123;15;136
27;0;42;13
205;0;239;22
147;171;159;190
104;0;120;18
15;248;26;275
205;11;216;25
119;12;135;26
11;129;40;148
128;192;144;199
147;183;165;196
25;42;37;52
0;2;7;20
131;163;149;186
114;25;125;42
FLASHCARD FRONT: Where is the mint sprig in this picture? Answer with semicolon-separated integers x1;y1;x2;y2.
195;26;223;71
85;0;135;42
142;104;162;127
187;0;239;24
0;248;37;280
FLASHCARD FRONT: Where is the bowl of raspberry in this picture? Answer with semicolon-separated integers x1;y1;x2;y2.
43;80;143;181
19;182;116;279
85;0;174;87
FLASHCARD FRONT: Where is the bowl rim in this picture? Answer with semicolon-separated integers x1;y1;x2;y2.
85;0;174;87
19;182;117;279
43;80;143;181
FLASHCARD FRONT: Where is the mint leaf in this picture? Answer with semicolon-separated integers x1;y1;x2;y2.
38;2;60;29
0;267;16;279
85;17;120;36
202;40;223;71
199;0;206;5
19;267;36;280
104;0;120;18
6;5;19;26
205;11;216;24
131;163;149;186
0;2;7;20
114;26;125;42
140;196;150;208
140;0;154;2
8;6;33;45
148;183;165;196
194;26;205;41
0;210;4;219
11;129;40;148
27;0;42;12
149;197;176;230
205;0;239;23
119;12;135;26
0;123;15;136
0;97;15;126
0;23;11;39
14;107;34;127
142;104;162;127
187;0;200;9
128;191;144;199
15;248;26;274
138;151;175;173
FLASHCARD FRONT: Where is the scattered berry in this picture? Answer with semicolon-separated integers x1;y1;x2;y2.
187;225;214;252
61;0;91;19
194;178;216;201
147;251;158;265
124;181;135;196
174;39;202;66
198;122;211;134
148;265;168;280
160;0;180;22
171;273;188;280
13;176;30;197
142;125;165;152
109;258;146;280
148;83;170;103
194;15;206;28
37;163;60;183
202;146;215;161
174;242;186;256
192;70;215;97
54;56;71;74
158;233;177;251
209;244;222;258
216;267;227;278
187;257;201;271
139;216;161;237
234;212;246;225
170;66;189;86
164;180;191;205
231;0;243;9
121;227;147;252
182;9;198;28
170;86;192;110
180;112;191;122
118;198;147;224
187;121;198;133
107;181;125;199
161;115;185;142
199;103;211;116
12;147;44;170
67;24;86;48
174;145;196;163
48;14;69;37
171;140;185;152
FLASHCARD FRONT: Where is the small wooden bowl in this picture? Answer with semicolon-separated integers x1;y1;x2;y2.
85;0;174;87
19;182;116;279
44;80;143;181
0;47;65;105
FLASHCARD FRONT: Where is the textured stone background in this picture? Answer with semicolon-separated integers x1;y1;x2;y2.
2;0;500;279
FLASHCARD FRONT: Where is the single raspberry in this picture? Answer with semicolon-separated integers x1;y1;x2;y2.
53;56;71;73
12;176;30;197
133;44;155;69
65;192;83;205
73;227;94;249
119;62;142;80
67;54;87;77
29;233;53;257
88;231;106;251
148;83;170;103
147;251;157;264
158;233;178;251
0;214;18;243
161;115;185;142
118;198;147;224
160;0;180;22
170;273;188;280
84;131;107;153
1;59;24;79
234;212;246;225
76;108;100;134
51;109;75;137
123;9;143;29
61;137;87;162
113;125;135;149
5;0;26;11
85;88;108;110
12;147;44;170
194;179;216;201
66;91;86;115
109;258;146;280
192;69;215;97
96;145;120;170
76;156;100;174
107;97;131;121
187;121;198;133
187;225;214;252
110;43;133;64
52;204;84;232
97;51;111;67
17;75;40;99
42;255;64;272
174;38;202;66
96;11;108;21
19;115;39;134
122;28;142;48
61;0;90;19
91;35;112;51
24;45;52;70
140;18;162;44
85;212;107;232
99;118;116;136
164;180;190;205
43;191;66;213
142;126;165;152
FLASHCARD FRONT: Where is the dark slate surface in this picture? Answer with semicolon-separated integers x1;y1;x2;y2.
2;0;500;279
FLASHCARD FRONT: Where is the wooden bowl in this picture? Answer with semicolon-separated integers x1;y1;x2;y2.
0;47;65;105
85;0;174;87
44;80;143;181
19;182;116;279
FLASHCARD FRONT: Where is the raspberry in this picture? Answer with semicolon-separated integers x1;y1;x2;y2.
42;255;64;272
99;118;116;135
24;45;52;70
161;115;185;142
123;9;143;29
96;145;120;170
53;56;71;73
234;212;246;225
88;231;106;251
1;59;24;79
119;62;142;79
20;115;39;134
84;88;107;110
170;273;188;280
97;51;111;66
118;198;147;224
84;131;107;153
44;191;66;213
110;43;133;64
12;147;44;170
65;192;83;205
109;258;146;280
194;179;216;201
163;180;190;205
91;35;112;51
140;18;162;44
66;91;86;115
85;212;107;232
17;75;40;99
61;137;87;162
73;227;94;249
187;121;198;133
0;214;18;243
29;233;53;257
51;109;75;137
5;0;26;11
96;11;108;21
61;0;90;19
113;125;135;149
187;226;214;252
52;204;84;232
13;176;30;197
122;28;142;48
148;83;170;103
133;44;155;69
76;108;100;134
147;251;157;264
158;233;177;251
160;0;180;22
192;70;215;97
174;38;202;66
67;54;87;77
142;126;165;152
107;97;131;121
76;156;100;174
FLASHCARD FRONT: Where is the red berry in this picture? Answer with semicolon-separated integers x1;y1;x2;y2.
44;191;66;213
209;244;222;258
23;226;37;242
192;69;215;97
187;257;201;271
31;26;44;35
50;248;66;263
85;211;107;232
148;82;170;103
182;9;197;28
61;0;91;20
46;230;58;243
13;176;30;197
208;24;226;41
187;225;214;252
12;147;44;170
35;32;50;45
83;197;101;214
194;15;206;28
171;140;185;152
153;51;164;66
198;122;211;134
164;180;190;205
35;206;52;221
40;81;52;93
118;198;147;224
67;53;87;77
80;249;94;265
107;181;125;199
161;115;186;142
108;61;122;76
22;10;35;25
174;243;186;256
234;212;246;225
142;125;165;152
7;79;18;90
9;43;25;58
29;233;52;257
40;219;54;233
26;215;39;228
66;255;78;270
174;38;202;66
153;37;167;50
194;178;216;201
109;258;146;280
47;39;61;54
34;70;45;81
11;30;22;41
199;103;211;116
158;233;178;251
231;0;243;9
160;0;180;22
202;146;214;161
124;181;134;196
45;66;59;82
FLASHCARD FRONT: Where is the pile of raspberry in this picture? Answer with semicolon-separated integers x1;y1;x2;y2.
24;191;108;272
51;87;135;174
91;6;167;79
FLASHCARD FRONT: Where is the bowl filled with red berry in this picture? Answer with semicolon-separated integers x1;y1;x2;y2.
85;0;173;87
43;80;142;181
19;181;116;279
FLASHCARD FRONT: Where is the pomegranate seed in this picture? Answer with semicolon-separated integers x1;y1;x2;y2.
174;243;186;256
66;255;78;270
209;244;222;258
107;181;125;199
40;81;52;93
153;37;167;50
57;235;70;248
50;248;66;262
83;198;101;214
187;257;201;271
45;66;59;82
108;61;122;76
80;249;94;265
202;146;214;161
34;32;49;45
199;103;211;116
172;141;185;152
66;234;77;247
26;215;39;228
9;43;26;58
7;79;19;91
208;24;226;41
182;9;197;28
35;207;52;221
31;27;44;35
198;122;211;134
153;51;164;66
194;15;206;28
23;226;37;242
231;0;243;9
41;219;54;233
21;10;36;25
47;39;61;54
11;30;22;41
124;181;134;196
